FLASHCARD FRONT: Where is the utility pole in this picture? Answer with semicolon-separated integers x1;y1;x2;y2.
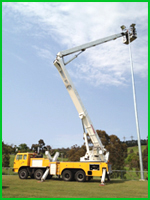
123;136;126;142
127;24;144;180
131;136;133;141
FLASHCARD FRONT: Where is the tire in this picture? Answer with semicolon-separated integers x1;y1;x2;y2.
75;170;86;182
19;168;28;179
62;170;73;181
34;169;44;180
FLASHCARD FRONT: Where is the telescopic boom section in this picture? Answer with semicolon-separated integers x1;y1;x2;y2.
57;33;124;57
53;27;137;162
54;58;107;161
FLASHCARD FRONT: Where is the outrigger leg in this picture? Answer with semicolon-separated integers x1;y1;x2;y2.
41;168;50;182
100;168;106;186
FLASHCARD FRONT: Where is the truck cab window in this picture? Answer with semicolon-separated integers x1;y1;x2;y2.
23;155;27;160
16;155;22;160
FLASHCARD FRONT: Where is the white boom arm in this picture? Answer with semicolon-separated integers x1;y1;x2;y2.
53;26;137;162
57;33;123;57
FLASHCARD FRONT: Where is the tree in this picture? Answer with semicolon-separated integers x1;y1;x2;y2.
38;139;45;148
96;130;127;170
108;135;127;170
129;149;134;154
38;139;45;154
142;138;148;171
127;152;139;170
126;137;148;177
52;147;70;158
10;144;18;154
2;141;10;167
68;144;86;161
31;144;39;152
31;139;47;154
45;145;51;151
18;143;30;152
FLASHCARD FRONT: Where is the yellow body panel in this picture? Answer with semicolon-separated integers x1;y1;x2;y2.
53;161;108;177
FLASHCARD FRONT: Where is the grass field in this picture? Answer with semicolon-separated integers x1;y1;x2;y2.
2;176;148;198
127;145;146;154
3;145;147;198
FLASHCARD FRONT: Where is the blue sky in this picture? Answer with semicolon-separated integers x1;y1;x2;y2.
2;2;148;149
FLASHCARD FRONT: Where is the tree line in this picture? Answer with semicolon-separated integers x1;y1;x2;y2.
121;139;147;147
2;130;148;172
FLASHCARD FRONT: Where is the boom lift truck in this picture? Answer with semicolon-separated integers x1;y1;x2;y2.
13;25;137;184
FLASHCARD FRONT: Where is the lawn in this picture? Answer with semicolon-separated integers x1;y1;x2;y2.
2;176;148;198
127;145;146;154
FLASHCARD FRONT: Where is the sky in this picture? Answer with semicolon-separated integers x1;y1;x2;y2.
2;2;148;149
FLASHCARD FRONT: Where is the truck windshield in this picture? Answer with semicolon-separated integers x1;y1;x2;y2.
16;155;22;160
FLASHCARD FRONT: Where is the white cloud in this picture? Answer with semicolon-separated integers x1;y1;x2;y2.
32;45;54;61
2;2;148;86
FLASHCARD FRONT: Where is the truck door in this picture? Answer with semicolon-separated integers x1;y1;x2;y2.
13;154;23;171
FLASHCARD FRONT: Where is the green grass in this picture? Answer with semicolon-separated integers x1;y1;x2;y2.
127;145;146;154
2;168;17;176
111;170;148;181
125;145;147;169
2;176;148;198
10;154;15;167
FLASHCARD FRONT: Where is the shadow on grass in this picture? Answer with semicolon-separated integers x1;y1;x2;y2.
18;176;130;184
48;177;128;184
90;179;128;184
2;186;9;189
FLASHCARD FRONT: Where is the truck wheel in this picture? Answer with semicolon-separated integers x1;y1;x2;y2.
62;170;73;181
19;168;28;179
75;170;86;182
34;169;44;180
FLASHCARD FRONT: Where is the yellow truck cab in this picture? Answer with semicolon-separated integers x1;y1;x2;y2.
13;152;50;180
